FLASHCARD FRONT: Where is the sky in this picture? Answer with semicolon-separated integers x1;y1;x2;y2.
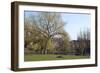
24;11;91;40
61;13;90;40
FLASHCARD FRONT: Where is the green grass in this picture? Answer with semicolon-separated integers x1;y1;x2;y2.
24;54;90;61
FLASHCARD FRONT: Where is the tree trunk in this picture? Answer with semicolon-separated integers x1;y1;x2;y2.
42;38;50;54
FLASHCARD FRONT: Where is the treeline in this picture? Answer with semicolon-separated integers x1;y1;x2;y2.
71;29;90;56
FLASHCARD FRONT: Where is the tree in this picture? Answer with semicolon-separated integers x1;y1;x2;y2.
24;17;32;48
24;17;42;50
30;12;66;54
77;29;90;55
24;12;70;54
60;31;71;54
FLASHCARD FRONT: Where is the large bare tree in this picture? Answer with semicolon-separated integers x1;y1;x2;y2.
24;12;70;54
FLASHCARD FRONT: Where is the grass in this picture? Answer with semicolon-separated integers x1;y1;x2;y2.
24;54;90;61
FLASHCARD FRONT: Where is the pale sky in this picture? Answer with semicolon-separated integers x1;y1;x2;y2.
61;13;90;40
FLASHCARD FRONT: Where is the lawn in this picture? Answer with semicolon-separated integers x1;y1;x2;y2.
24;54;90;61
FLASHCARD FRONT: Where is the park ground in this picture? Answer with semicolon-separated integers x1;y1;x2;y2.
24;54;90;61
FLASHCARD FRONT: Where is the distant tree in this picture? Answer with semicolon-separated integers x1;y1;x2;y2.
77;29;90;55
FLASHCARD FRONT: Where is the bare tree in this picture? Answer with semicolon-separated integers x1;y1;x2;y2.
25;12;70;54
77;29;90;55
32;12;65;54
